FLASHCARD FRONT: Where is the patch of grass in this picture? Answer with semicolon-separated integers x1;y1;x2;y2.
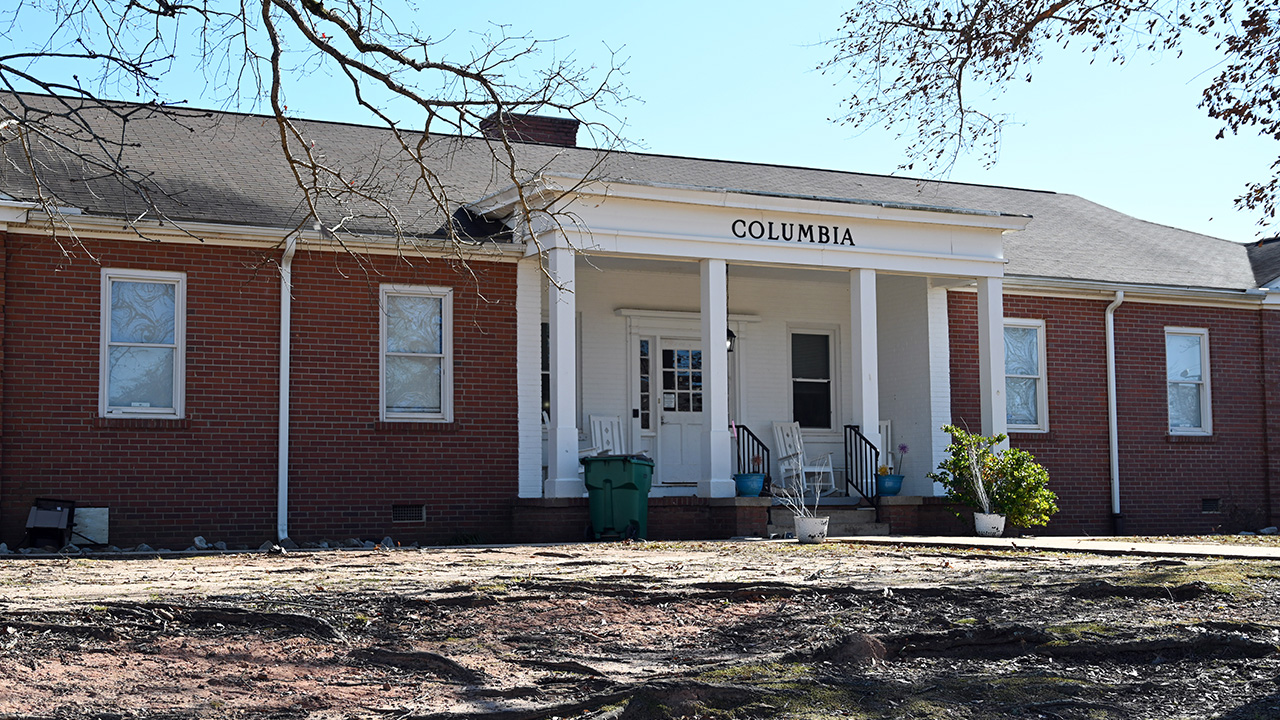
699;661;811;685
1116;560;1280;597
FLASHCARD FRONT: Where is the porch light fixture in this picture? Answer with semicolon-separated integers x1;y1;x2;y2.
726;328;737;352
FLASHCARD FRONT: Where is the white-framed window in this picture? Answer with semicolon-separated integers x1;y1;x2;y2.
100;269;186;418
1004;319;1048;432
1166;327;1211;435
381;284;453;422
790;330;833;429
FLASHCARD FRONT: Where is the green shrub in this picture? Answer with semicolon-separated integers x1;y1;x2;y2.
928;425;1059;528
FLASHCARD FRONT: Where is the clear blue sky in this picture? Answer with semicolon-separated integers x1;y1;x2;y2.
13;0;1276;242
383;0;1270;243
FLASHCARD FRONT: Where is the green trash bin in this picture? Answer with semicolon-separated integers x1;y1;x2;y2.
581;454;654;540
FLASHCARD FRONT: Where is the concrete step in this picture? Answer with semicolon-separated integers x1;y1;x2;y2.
767;507;889;537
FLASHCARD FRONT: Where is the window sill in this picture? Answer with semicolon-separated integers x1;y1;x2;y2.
95;417;191;430
1167;433;1214;444
1008;430;1053;441
374;421;457;433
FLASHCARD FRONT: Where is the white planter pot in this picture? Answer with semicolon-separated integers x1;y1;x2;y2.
794;515;829;544
974;512;1006;538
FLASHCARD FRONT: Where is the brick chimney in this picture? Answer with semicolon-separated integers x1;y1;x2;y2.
480;111;579;147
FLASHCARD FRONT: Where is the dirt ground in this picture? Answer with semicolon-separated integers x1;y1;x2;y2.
1;539;1278;719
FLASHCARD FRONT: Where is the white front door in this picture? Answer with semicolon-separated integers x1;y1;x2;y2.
634;334;705;486
656;339;704;485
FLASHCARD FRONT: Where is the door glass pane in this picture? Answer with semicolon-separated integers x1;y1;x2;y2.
386;356;442;412
1004;327;1039;376
108;347;174;408
792;334;829;379
639;339;651;430
111;281;175;343
386;295;442;354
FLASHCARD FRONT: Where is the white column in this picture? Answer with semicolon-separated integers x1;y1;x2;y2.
976;276;1008;440
545;246;584;497
850;269;881;449
515;256;543;498
699;259;733;497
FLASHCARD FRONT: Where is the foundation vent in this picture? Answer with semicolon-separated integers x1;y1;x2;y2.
1201;498;1221;514
392;504;425;523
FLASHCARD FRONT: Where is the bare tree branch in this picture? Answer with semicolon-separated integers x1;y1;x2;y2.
822;0;1279;234
0;0;630;269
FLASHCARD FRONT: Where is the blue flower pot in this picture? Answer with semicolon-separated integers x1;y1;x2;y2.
876;474;904;497
733;473;765;497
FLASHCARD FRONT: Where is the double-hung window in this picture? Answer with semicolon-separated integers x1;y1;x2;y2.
790;331;832;429
381;285;453;422
100;269;186;418
1166;327;1211;434
1004;319;1048;432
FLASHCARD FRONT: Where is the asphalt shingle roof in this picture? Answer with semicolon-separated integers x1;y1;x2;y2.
0;93;1259;291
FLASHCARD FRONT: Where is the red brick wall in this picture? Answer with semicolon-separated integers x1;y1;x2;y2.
1;234;518;548
949;291;1271;535
285;250;518;546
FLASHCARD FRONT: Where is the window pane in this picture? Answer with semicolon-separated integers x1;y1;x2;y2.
792;334;829;379
1004;326;1039;376
108;346;174;408
793;380;830;428
386;295;442;354
1168;382;1203;429
541;323;549;373
1006;377;1039;426
111;281;175;344
1166;334;1202;382
386;356;442;413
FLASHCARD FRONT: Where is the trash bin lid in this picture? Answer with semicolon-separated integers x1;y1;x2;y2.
580;453;654;466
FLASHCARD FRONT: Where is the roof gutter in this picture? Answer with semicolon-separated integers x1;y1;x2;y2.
277;234;299;543
1105;290;1125;534
1004;275;1266;308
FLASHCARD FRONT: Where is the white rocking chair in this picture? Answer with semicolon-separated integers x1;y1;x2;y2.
772;421;835;498
586;415;625;456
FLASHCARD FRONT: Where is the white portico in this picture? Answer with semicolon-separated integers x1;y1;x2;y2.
479;177;1029;501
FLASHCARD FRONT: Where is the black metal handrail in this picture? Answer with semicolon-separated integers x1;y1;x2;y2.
734;425;771;487
844;424;880;521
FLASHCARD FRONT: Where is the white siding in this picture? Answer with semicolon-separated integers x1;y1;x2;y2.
876;276;936;495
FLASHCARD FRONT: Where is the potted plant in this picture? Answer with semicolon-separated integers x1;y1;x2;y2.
774;484;828;543
928;425;1059;536
876;443;908;496
733;454;766;497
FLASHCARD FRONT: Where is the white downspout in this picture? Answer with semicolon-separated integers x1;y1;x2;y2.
277;235;299;542
1105;290;1125;533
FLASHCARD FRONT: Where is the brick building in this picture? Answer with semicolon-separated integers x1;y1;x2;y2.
1;94;1276;547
